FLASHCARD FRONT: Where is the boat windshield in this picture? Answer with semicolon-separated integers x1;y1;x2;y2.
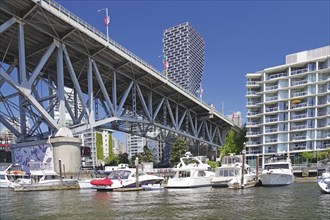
7;165;24;172
217;168;240;177
221;156;241;165
0;164;9;171
265;164;289;170
108;170;131;179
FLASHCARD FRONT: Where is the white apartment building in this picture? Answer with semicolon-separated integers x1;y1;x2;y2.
246;46;330;166
126;133;146;159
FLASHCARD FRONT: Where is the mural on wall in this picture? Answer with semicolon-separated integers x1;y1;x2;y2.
13;144;54;173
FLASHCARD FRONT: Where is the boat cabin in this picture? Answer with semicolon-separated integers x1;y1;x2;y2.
221;154;242;166
264;164;289;170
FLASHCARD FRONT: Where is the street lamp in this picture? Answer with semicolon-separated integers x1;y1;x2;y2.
98;8;109;42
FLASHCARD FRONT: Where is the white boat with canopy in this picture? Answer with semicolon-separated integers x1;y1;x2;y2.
259;156;294;186
165;152;215;188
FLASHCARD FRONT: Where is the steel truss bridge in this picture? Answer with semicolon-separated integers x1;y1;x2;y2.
0;0;239;147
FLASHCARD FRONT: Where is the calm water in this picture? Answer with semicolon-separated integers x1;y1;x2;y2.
0;182;329;220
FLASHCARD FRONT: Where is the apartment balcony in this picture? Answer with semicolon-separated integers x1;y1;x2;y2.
291;91;307;98
246;101;258;106
316;142;330;149
265;128;278;133
247;111;260;116
290;144;307;151
267;72;288;80
291;102;307;109
316;123;328;128
265;118;278;123
246;141;261;145
265;85;278;91
265;96;278;102
317;112;328;117
246;131;260;136
291;79;308;86
265;107;278;112
246;81;260;87
317;99;329;106
291;114;307;120
317;133;330;139
291;125;307;130
246;149;262;154
246;91;260;96
265;148;277;153
265;138;278;143
318;75;330;82
246;122;261;128
291;68;308;76
291;136;306;141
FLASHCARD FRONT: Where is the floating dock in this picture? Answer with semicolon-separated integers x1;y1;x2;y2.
14;183;80;192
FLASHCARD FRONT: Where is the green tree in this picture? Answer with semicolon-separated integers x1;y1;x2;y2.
104;154;118;166
118;153;129;164
301;151;314;163
207;160;219;169
219;130;238;159
139;145;155;163
129;154;139;168
170;138;188;166
234;126;247;154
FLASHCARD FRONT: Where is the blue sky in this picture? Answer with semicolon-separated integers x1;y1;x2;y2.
60;0;329;123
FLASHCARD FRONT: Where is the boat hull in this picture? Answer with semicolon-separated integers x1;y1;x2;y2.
78;179;94;189
14;179;80;192
165;177;213;188
93;178;163;191
260;172;294;186
317;178;330;194
211;177;233;188
227;174;257;189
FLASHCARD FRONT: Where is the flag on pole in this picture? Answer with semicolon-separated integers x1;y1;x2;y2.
104;16;110;26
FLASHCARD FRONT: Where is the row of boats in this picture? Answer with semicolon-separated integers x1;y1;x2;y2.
1;152;329;193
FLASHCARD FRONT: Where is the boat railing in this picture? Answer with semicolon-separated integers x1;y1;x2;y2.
292;163;318;170
264;157;290;164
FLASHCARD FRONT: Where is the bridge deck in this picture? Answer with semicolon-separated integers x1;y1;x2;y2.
1;0;234;128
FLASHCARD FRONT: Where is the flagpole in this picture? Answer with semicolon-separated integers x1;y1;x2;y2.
105;8;109;42
98;8;109;42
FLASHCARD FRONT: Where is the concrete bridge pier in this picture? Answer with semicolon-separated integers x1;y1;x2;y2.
51;137;82;177
11;137;82;177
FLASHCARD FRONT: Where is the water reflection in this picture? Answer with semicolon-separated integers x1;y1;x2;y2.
1;183;329;220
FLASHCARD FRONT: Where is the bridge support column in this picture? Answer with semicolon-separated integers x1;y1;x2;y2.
51;137;81;176
11;137;81;177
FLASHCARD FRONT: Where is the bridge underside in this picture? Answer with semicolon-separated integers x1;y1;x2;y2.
0;0;236;147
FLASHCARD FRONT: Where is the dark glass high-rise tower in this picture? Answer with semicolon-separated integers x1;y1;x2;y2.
163;22;205;96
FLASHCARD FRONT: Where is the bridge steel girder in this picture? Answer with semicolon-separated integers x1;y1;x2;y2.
0;0;238;146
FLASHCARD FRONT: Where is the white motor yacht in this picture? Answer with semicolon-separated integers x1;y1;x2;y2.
211;154;244;187
317;171;330;194
259;156;294;186
227;162;257;189
91;168;164;191
11;161;79;191
0;164;29;188
317;159;330;194
165;152;215;188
